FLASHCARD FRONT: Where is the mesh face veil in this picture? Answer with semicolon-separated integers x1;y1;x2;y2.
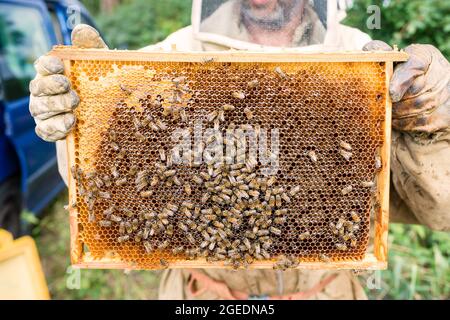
192;0;334;51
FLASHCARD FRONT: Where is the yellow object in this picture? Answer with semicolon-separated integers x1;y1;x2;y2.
0;230;50;300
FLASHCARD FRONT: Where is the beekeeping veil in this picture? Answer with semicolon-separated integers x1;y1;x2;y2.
192;0;349;51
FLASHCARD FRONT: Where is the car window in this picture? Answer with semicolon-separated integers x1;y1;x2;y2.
49;9;64;44
0;4;52;101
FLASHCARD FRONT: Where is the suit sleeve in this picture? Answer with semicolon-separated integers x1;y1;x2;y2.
389;130;450;231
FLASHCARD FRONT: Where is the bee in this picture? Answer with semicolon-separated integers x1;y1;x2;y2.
350;211;361;223
232;90;245;99
270;226;281;235
110;141;120;152
108;130;117;142
308;150;317;163
178;222;188;232
131;218;139;230
335;217;345;230
299;231;311;240
275;209;287;216
207;241;216;251
117;149;126;159
340;140;352;151
335;243;348;251
375;155;382;170
132;115;142;130
119;84;132;94
70;165;79;178
281;193;291;203
212;220;224;229
172;176;181;186
201;57;215;64
339;149;352;161
142;227;150;240
319;254;331;262
144;210;156;220
257;229;269;236
88;211;96;222
361;180;375;188
111;166;120;179
98;191;111;199
222;104;235;111
341;185;353;195
125;221;133;234
273;217;286;224
180;108;188;122
275;195;282;207
149;121;160;131
159;148;166;161
350;238;357;247
117;235;130;243
103;205;115;216
166;224;174;236
134;231;143;243
110;214;122;223
182;183;192;195
140;190;153;198
134;131;146;142
192;175;203;185
241;237;251;250
166;203;178;212
244;107;253;120
172;246;184;255
207;110;218;122
172;76;187;86
119;222;126;234
115;177;127;186
186;233;196;244
274;66;288;79
247;79;259;88
143;241;153;254
122;208;134;218
217;110;225;123
162;106;172;118
158;240;170;250
155;119;167;131
128;165;138;176
93;175;104;188
163;169;176;178
261;249;270;260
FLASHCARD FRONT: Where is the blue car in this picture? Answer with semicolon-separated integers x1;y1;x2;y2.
0;0;101;236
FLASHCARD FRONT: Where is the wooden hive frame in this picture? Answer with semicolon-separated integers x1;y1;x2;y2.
50;46;408;270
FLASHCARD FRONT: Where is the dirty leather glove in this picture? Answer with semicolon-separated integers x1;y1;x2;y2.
29;24;107;142
363;41;450;133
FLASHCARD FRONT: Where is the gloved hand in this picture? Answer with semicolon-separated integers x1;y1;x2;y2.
29;24;108;142
363;41;450;133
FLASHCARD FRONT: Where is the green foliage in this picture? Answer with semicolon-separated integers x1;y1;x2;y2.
364;224;450;299
94;0;192;49
343;0;450;58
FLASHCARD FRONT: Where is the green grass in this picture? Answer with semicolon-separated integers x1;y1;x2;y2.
365;224;449;299
32;192;449;300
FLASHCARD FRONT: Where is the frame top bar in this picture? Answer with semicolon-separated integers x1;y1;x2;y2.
50;45;409;63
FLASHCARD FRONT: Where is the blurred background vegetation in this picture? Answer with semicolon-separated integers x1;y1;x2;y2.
32;0;448;299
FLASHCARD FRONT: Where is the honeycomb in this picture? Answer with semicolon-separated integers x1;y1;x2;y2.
62;52;392;270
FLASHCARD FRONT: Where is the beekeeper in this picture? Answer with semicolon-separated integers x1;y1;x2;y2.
29;0;449;300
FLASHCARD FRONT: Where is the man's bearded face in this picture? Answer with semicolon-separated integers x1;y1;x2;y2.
242;0;301;30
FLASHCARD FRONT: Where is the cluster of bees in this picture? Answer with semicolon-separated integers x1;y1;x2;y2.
71;65;381;269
